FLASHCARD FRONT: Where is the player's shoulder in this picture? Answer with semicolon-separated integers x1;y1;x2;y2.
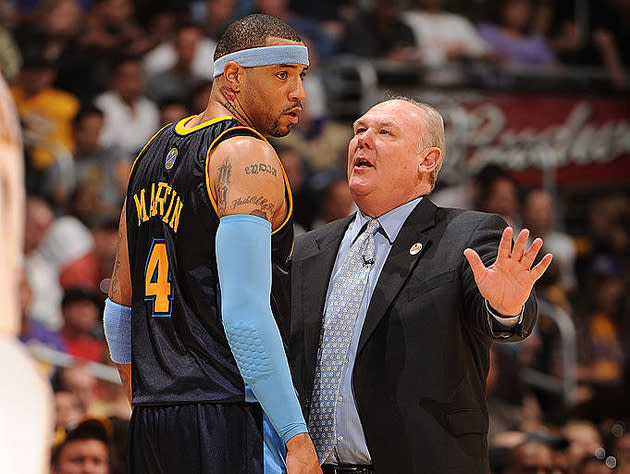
211;133;277;165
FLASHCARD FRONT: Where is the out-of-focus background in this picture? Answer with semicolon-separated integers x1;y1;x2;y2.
2;0;629;472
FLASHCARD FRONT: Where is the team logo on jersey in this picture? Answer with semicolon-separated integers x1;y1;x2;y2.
165;148;178;169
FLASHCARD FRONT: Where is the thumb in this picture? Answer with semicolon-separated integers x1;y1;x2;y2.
464;248;486;277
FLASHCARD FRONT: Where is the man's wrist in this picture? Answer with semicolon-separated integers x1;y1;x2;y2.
286;431;311;449
485;299;524;325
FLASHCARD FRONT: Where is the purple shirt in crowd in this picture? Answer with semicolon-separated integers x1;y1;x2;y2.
478;24;556;66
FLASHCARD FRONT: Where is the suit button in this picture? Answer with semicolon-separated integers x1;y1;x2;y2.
338;435;343;442
523;329;530;336
337;396;343;402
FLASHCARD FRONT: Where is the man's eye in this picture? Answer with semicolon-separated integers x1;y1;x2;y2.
379;129;390;135
276;72;288;79
355;128;366;134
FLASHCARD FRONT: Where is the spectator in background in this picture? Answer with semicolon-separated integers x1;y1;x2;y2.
53;388;83;435
338;0;421;64
81;0;155;57
521;188;576;294
536;0;628;88
51;418;110;474
53;365;99;415
478;0;556;67
575;256;625;388
11;53;79;175
143;21;216;82
68;105;128;212
254;0;337;59
146;23;208;103
311;174;356;229
476;165;521;229
18;268;65;352
94;55;159;157
13;0;97;101
59;286;106;363
576;456;613;474
575;194;629;292
158;97;190;127
200;0;237;40
564;420;606;473
403;0;490;83
39;208;100;289
89;215;120;291
276;144;317;232
23;195;64;330
504;439;556;474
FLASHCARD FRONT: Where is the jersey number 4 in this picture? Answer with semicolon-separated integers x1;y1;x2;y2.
145;239;173;317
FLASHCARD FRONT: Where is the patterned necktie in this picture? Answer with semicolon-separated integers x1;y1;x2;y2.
308;218;379;463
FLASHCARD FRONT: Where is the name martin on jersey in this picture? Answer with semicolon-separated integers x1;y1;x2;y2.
133;181;184;232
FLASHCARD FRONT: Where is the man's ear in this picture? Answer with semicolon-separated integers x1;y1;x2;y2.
418;147;441;174
223;62;242;92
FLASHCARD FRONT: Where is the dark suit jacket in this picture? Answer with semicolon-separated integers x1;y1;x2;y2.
289;198;537;474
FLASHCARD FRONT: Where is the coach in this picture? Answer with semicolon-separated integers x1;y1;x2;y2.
289;98;552;474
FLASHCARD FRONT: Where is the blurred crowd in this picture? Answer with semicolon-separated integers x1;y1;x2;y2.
1;0;629;473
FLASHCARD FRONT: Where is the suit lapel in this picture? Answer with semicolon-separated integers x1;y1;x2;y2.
357;198;438;355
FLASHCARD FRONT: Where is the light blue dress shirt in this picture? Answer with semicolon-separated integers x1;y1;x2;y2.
322;197;522;465
323;197;423;465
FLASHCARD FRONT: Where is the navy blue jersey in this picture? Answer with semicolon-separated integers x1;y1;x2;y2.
125;116;294;406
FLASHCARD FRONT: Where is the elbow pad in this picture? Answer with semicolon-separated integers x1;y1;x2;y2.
216;214;306;443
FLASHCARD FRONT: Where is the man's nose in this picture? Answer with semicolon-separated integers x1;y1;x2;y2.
289;77;306;102
357;129;373;149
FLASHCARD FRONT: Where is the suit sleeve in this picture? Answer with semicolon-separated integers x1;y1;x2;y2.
460;214;537;342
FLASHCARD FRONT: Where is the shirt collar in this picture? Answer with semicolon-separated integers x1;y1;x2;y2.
349;196;424;244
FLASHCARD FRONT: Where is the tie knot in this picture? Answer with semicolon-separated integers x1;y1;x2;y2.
365;219;379;235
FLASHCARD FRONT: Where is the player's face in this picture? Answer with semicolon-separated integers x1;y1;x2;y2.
347;100;426;215
240;38;308;137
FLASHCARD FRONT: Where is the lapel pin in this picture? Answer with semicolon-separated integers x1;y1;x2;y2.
409;242;423;255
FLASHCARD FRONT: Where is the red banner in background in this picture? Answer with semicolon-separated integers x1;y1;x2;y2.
432;91;630;188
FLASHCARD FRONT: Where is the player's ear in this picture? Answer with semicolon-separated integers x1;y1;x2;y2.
223;62;243;92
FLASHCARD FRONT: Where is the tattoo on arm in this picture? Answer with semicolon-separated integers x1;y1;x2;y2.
230;194;276;220
232;195;274;213
216;156;232;215
244;163;277;176
109;230;123;300
249;209;268;219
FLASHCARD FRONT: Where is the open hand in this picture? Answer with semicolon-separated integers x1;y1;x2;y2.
464;227;553;316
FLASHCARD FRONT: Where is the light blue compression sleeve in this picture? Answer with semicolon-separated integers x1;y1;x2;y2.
216;214;307;443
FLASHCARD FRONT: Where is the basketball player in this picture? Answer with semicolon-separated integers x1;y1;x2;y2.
103;14;320;474
0;73;53;473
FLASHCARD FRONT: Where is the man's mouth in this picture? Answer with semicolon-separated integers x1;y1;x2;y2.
284;108;301;123
354;157;374;168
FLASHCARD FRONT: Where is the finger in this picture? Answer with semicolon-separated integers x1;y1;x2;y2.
464;248;486;278
530;253;553;281
497;227;513;260
520;237;543;269
511;228;530;262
